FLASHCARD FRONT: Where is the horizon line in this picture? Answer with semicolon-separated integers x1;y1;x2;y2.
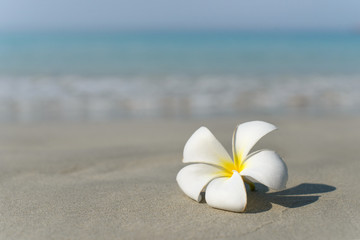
0;27;359;34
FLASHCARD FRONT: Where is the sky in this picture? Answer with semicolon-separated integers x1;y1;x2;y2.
1;0;360;31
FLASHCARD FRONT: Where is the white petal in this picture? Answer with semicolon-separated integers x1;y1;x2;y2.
183;126;233;167
233;121;276;166
205;171;247;212
240;150;288;190
176;163;226;202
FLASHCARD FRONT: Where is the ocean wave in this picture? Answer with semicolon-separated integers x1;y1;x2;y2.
0;75;359;122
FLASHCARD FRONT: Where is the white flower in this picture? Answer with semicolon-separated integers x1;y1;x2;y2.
176;121;288;212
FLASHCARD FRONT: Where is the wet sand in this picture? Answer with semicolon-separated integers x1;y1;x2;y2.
0;116;359;239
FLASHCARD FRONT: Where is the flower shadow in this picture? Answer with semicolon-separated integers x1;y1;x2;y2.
245;183;336;213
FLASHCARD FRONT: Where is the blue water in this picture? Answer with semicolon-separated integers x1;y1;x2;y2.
0;31;360;122
1;31;360;76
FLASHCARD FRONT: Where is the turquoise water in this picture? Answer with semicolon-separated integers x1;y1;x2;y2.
0;31;360;121
1;31;360;76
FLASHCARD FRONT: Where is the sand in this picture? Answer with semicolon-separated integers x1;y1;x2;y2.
0;116;359;239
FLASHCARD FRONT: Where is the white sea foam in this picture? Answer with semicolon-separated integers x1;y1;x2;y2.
0;75;359;122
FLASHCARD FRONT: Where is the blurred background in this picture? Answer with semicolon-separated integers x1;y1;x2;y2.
0;0;360;122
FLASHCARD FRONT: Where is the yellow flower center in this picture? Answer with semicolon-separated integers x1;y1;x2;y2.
218;157;247;178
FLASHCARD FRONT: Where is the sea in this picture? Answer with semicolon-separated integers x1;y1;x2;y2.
0;31;359;122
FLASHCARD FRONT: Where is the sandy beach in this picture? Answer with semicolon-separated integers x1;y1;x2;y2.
2;1;360;239
0;115;359;239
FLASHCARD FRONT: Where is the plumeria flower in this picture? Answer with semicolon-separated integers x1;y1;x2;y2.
176;121;288;212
